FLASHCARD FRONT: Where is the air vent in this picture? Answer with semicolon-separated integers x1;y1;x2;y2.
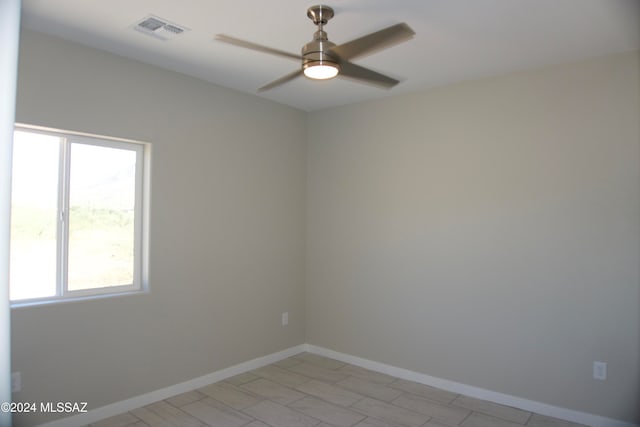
133;15;188;41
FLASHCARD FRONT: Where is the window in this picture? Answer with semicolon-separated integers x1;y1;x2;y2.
10;125;149;306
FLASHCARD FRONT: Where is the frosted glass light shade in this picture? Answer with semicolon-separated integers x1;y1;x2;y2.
304;64;339;80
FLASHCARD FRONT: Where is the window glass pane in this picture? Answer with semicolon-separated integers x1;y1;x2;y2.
10;131;60;301
67;143;137;291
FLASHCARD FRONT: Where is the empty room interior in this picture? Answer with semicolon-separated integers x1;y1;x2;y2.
1;1;639;427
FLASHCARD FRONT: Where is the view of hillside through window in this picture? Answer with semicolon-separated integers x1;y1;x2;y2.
10;129;140;302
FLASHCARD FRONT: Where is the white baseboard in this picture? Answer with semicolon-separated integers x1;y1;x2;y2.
306;344;638;427
38;344;306;427
38;343;638;427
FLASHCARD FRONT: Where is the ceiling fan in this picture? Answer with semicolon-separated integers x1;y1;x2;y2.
216;5;415;92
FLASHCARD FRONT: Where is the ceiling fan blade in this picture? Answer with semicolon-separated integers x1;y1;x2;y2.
338;61;399;89
216;34;301;61
258;69;304;92
330;23;415;61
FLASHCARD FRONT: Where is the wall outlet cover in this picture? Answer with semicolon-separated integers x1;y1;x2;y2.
593;361;607;380
11;372;21;392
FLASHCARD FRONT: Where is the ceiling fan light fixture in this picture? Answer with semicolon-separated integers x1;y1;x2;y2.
303;61;340;80
216;4;414;91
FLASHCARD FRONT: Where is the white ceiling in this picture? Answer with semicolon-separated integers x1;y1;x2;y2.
20;0;640;111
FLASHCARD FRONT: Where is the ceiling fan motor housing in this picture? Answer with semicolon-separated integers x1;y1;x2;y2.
302;31;340;75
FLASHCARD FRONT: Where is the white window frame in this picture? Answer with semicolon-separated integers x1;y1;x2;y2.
10;124;150;307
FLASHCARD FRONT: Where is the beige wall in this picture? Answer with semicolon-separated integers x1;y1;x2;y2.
12;30;307;426
306;51;640;422
12;28;640;426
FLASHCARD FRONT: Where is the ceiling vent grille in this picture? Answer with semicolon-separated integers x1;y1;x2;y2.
133;15;188;41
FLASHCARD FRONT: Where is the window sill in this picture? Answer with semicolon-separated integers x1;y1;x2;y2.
10;288;149;309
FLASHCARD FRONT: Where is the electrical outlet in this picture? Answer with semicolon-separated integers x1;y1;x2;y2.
11;372;21;393
593;361;607;380
281;312;289;326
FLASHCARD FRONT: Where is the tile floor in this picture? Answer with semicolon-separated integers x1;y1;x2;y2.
89;352;587;427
